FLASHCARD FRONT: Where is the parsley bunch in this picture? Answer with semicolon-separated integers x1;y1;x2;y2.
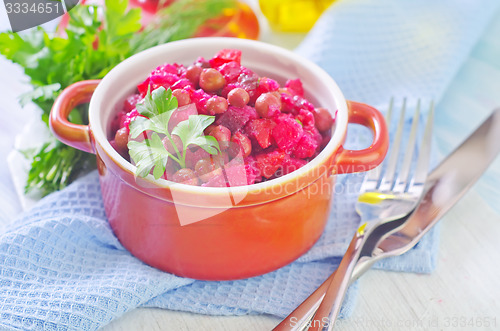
0;0;235;196
129;87;220;179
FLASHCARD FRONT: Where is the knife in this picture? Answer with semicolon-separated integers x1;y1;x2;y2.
274;108;500;331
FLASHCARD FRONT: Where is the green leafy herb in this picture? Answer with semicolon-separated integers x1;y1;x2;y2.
128;87;220;179
23;140;96;196
19;83;61;108
136;87;178;119
172;116;220;156
128;133;171;179
0;0;235;196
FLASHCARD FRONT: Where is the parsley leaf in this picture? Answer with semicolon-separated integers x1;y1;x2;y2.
127;87;220;179
136;86;178;118
130;86;177;139
128;133;170;179
152;87;178;115
172;115;220;155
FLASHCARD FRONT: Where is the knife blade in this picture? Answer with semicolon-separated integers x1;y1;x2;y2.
273;108;500;331
354;107;500;278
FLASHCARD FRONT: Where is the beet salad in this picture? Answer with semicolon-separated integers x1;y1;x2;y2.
109;49;335;187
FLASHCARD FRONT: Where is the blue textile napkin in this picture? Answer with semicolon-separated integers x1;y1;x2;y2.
1;1;500;329
296;0;500;110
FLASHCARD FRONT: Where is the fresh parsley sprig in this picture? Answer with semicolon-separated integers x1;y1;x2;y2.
0;0;236;196
128;87;220;179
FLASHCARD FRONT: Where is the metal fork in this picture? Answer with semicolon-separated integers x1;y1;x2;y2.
273;99;434;331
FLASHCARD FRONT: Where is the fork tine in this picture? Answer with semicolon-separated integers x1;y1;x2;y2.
409;101;434;192
361;98;394;191
385;97;395;128
378;98;406;191
393;100;421;193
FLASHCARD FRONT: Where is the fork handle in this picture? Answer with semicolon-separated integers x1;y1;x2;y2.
272;272;335;331
307;231;364;331
273;228;365;331
334;101;389;175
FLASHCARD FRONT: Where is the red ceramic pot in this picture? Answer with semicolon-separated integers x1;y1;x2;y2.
50;38;388;280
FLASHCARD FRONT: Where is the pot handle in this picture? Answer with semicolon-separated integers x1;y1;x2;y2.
49;80;101;154
333;101;389;174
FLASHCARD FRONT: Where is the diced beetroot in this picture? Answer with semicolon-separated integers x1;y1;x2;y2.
244;156;261;184
239;66;254;77
251;142;267;155
271;114;304;152
256;77;280;96
120;112;130;130
188;88;212;114
223;157;248;187
280;155;307;176
238;72;259;104
255;149;286;179
123;109;141;133
305;125;323;145
238;72;259;90
150;72;179;90
293;95;315;112
137;77;150;96
280;93;295;114
217;61;242;84
123;94;143;112
168;103;198;131
296;108;315;128
281;93;314;114
220;82;241;98
209;49;242;68
194;56;210;67
184;147;210;169
244;118;276;149
247;77;280;107
164;158;180;180
292;131;319;159
227;140;243;160
216;105;258;132
154;63;181;76
285;79;304;97
171;78;194;90
175;63;187;77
